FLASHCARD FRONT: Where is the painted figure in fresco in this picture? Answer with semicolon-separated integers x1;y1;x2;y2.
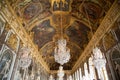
115;61;120;78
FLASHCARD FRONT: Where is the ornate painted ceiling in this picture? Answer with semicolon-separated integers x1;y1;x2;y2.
8;0;114;70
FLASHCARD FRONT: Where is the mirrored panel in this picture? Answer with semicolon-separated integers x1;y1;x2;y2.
0;50;13;80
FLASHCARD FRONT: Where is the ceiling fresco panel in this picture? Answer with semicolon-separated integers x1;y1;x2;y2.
23;3;43;20
31;20;56;49
80;2;103;20
15;0;51;27
66;21;90;49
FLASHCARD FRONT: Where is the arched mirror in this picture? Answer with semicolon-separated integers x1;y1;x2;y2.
0;50;13;80
111;49;120;79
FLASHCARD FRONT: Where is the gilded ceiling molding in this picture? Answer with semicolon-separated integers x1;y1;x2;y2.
72;18;93;30
72;0;120;73
2;0;50;73
28;16;51;31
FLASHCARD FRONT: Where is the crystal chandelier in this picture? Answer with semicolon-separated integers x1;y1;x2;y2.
54;39;70;65
54;14;70;65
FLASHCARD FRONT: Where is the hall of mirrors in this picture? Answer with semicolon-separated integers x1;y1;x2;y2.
0;0;120;80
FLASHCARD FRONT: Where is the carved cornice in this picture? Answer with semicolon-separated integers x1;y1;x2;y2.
72;0;120;73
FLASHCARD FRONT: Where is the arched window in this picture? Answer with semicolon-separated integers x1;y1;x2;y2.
0;49;15;80
111;49;120;79
89;56;96;80
77;69;80;80
75;71;77;80
79;68;82;80
72;73;75;80
84;63;89;80
68;75;72;80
